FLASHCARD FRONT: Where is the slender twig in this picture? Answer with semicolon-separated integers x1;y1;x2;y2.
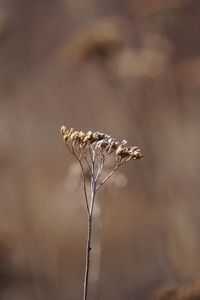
83;214;93;300
78;160;90;215
65;144;90;214
84;155;92;176
89;147;94;164
90;179;96;217
83;154;96;300
90;149;96;192
95;155;104;183
96;163;122;191
65;143;76;157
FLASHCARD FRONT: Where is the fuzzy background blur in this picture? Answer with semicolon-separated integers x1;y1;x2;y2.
0;0;200;299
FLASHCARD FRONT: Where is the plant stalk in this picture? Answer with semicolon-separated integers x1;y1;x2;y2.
83;215;93;300
83;160;96;300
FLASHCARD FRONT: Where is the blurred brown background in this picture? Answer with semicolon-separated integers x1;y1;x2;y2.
0;0;200;299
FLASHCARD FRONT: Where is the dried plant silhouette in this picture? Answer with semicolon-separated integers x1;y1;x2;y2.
60;126;143;300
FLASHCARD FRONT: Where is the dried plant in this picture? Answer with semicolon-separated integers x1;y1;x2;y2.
62;17;129;64
60;126;143;300
155;281;200;300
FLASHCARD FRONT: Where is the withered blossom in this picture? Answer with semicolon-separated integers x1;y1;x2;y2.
60;126;143;162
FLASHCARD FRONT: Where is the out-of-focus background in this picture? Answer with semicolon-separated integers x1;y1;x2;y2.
0;0;200;299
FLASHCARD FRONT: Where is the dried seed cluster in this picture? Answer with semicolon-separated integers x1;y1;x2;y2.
116;139;143;162
61;126;143;162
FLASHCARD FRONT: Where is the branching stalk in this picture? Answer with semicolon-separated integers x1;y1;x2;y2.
96;163;121;191
60;126;143;300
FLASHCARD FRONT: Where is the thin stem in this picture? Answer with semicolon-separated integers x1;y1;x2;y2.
90;148;96;192
96;163;122;191
104;147;115;160
78;160;90;215
89;147;93;164
83;215;92;300
84;155;92;177
95;155;104;183
89;149;97;216
90;182;96;217
83;170;96;300
65;143;89;215
65;143;76;157
84;159;121;300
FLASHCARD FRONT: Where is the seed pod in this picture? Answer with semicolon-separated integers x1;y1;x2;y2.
71;131;79;141
79;131;85;141
60;126;67;135
63;133;70;142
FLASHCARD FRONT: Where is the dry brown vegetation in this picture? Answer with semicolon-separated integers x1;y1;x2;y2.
155;281;200;300
0;0;200;299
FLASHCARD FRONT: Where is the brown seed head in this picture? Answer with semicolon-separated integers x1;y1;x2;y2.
70;131;80;142
83;131;93;143
60;126;143;164
60;125;67;135
79;131;85;141
116;141;143;162
63;133;70;143
130;147;143;159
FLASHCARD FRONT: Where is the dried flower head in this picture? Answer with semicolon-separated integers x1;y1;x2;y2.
61;126;143;164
